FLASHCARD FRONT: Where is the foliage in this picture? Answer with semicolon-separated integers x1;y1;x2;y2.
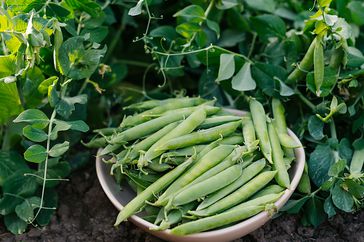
0;0;363;234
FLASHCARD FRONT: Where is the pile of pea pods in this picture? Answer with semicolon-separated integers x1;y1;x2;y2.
86;97;301;235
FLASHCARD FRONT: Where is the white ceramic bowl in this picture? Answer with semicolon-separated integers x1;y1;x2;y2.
96;109;305;242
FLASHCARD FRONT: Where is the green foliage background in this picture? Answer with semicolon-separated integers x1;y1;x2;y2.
0;0;363;234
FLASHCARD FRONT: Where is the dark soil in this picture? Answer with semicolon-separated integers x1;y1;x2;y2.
1;163;363;242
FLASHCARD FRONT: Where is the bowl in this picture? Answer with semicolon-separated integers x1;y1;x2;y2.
95;109;305;242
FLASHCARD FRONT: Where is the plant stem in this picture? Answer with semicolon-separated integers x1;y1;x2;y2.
104;10;127;63
247;33;257;59
295;88;316;111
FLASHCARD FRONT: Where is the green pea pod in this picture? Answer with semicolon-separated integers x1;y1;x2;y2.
120;97;206;128
197;115;242;129
148;159;173;172
241;114;258;151
196;158;266;211
350;139;364;177
114;158;193;225
226;192;284;213
171;205;266;235
250;184;285;199
191;171;277;217
268;122;290;188
172;164;243;206
249;98;272;163
155;121;241;151
140;107;207;166
286;37;316;84
314;37;324;97
154;145;235;206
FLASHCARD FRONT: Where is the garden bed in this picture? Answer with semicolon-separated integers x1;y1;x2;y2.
1;163;362;242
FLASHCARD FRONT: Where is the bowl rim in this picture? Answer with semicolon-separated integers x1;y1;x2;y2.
95;109;306;240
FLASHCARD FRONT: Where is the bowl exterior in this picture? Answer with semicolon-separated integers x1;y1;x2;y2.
95;109;305;242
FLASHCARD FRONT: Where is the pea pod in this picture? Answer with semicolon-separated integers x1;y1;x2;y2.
197;115;242;129
156;121;241;151
154;145;235;206
249;98;272;163
286;37;316;84
171;205;266;235
241;114;258;151
121;97;206;128
140;108;207;167
124;97;205;111
191;170;277;217
226;192;284;213
350;139;364;177
110;105;219;144
114;158;193;225
250;184;285;199
148;159;173;172
314;37;324;97
272;98;300;149
268;121;290;188
172;164;244;206
196;158;266;211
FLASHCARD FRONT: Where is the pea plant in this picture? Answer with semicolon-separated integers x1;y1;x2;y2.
0;0;115;234
124;0;364;226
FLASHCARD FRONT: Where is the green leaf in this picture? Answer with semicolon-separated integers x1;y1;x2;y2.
36;161;71;188
343;180;364;199
332;181;354;212
338;138;353;162
14;109;49;129
251;14;286;41
49;141;69;157
346;47;364;67
55;94;88;118
176;22;201;39
324;196;336;218
173;5;205;21
15;197;41;223
23;125;47;142
4;213;28;235
308;144;335;186
58;37;107;80
276;78;294;96
231;62;256;91
3;170;38;197
0;54;16;78
65;0;103;18
328;159;347;177
307;67;338;97
128;0;144;16
24;144;47;163
215;54;235;83
206;19;220;38
0;82;23;125
47;2;71;19
305;196;326;227
50;120;71;140
38;76;59;94
0;151;28;186
347;1;364;26
245;0;276;13
280;196;310;214
308;115;325;140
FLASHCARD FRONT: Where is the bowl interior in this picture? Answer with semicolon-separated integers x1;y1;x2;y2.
96;109;305;242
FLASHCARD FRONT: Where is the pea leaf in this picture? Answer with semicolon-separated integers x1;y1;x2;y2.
206;19;220;38
306;67;338;97
215;54;235;83
308;144;335;187
14;109;49;129
305;196;326;227
23;125;47;142
347;1;364;26
324;196;336;218
308;115;325;140
50;120;72;140
55;94;88;118
328;159;347;177
251;14;286;42
338;138;353;162
49;141;69;157
15;197;41;223
4;213;27;235
3;170;38;198
343;180;364;199
245;0;276;13
0;82;23;125
280;196;310;214
346;47;364;67
24;144;47;163
0;151;28;186
128;0;144;16
173;5;205;21
231;62;256;91
216;0;239;10
332;181;354;212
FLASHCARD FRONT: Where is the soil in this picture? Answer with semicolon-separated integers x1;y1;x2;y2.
1;163;363;242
